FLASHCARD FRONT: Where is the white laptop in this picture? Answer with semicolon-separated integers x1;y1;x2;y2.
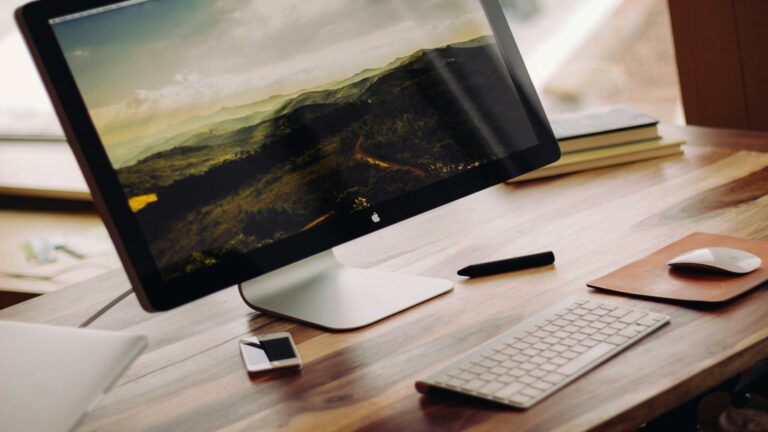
0;321;147;432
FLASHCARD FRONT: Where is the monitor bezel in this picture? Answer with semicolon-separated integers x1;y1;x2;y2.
16;0;560;311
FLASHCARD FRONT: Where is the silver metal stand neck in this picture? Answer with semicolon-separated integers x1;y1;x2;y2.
238;250;453;330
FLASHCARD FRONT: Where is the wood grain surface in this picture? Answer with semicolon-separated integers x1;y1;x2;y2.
1;124;767;431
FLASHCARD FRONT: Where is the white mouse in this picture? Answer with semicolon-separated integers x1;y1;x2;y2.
667;247;762;274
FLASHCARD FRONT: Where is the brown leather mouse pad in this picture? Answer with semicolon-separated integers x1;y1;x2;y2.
588;232;768;303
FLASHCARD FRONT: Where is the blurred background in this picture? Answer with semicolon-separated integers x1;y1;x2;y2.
504;0;681;122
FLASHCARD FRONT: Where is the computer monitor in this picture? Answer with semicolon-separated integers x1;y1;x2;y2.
17;0;560;329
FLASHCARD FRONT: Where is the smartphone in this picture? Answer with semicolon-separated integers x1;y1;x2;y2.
239;332;302;374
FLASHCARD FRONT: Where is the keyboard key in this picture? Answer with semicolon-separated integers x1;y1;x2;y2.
478;381;505;396
618;324;647;338
501;360;519;369
446;378;467;388
531;380;552;391
498;375;515;384
557;342;614;375
560;338;578;347
551;344;568;353
637;316;661;327
620;311;646;324
599;327;617;335
550;356;569;366
519;362;536;371
468;365;486;374
581;339;599;347
540;350;557;359
507;393;531;404
530;369;547;378
522;348;540;357
495;382;525;399
508;368;526;377
571;345;588;353
521;387;542;397
501;347;518;356
512;342;530;350
582;314;599;322
464;379;487;391
540;363;558;372
491;366;508;375
561;350;578;360
519;375;536;385
530;356;547;365
480;373;499;381
543;373;567;384
606;335;629;345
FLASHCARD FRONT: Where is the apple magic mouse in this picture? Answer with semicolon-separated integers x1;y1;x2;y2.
667;247;762;274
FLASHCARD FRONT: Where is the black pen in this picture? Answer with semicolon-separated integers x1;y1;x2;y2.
457;251;555;278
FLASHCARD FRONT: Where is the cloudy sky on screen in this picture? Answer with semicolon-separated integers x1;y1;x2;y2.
53;0;490;150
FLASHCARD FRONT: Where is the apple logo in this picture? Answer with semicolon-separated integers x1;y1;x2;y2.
371;212;381;223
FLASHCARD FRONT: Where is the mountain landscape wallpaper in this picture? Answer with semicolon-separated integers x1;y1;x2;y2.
54;0;536;279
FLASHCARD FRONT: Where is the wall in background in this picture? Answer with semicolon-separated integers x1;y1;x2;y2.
669;0;768;131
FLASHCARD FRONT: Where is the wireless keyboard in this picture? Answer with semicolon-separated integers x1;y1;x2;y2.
416;298;669;408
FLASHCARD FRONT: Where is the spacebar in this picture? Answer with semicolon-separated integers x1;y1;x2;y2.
557;342;614;376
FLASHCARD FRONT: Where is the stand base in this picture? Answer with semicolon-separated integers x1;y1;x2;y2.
238;250;453;330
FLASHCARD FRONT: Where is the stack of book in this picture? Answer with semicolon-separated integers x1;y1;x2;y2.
510;106;684;182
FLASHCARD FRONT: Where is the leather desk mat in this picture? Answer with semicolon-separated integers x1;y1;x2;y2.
588;232;768;303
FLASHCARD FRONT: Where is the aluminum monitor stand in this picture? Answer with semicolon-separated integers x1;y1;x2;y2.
239;250;453;330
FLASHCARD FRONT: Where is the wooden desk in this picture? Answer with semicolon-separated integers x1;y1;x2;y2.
2;124;767;431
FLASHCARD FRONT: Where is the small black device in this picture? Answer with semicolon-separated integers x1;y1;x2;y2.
457;251;555;278
239;332;302;374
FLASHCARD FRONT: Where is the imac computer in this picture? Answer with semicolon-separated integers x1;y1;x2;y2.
17;0;560;329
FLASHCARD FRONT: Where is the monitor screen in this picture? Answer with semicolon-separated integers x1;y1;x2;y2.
24;0;558;309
